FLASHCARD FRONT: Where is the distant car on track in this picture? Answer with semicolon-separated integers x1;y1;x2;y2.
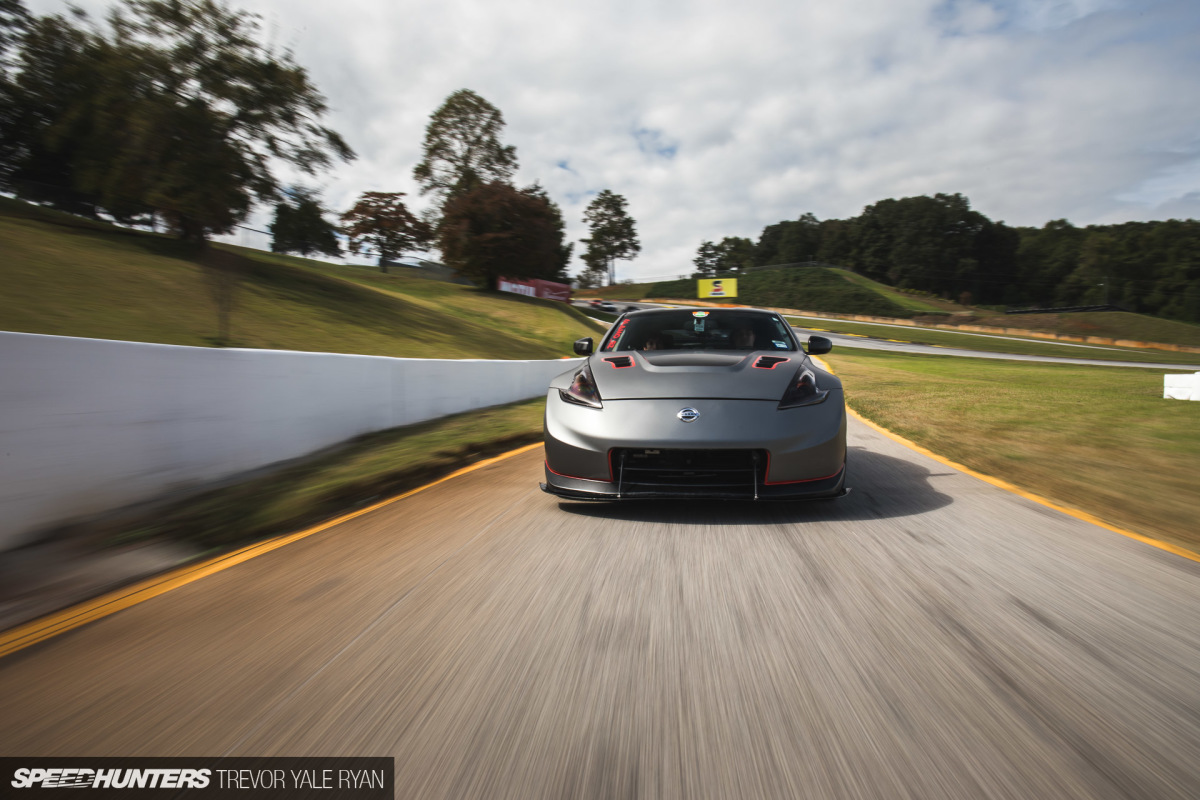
597;301;618;312
541;307;847;500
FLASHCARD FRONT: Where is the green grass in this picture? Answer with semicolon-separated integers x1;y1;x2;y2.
828;268;963;314
221;244;606;342
647;267;915;318
790;317;1200;366
965;310;1200;348
108;399;547;553
583;282;663;300
0;200;597;359
824;349;1200;555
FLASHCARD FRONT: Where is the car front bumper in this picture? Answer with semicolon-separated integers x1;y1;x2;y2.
541;391;847;500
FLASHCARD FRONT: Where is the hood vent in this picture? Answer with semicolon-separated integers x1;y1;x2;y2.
753;356;791;369
602;356;634;368
641;353;748;367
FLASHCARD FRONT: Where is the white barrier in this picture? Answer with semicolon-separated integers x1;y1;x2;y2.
1164;372;1200;401
0;331;580;549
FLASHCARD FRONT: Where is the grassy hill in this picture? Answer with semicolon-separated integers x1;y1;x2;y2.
588;264;1200;348
585;267;965;318
961;310;1200;348
646;267;916;318
828;268;963;314
0;198;599;359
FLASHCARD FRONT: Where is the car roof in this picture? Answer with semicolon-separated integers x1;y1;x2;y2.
621;306;778;317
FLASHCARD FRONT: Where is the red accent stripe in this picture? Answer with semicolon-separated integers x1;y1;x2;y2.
763;454;845;485
545;453;614;483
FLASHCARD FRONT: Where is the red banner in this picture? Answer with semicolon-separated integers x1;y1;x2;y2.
498;277;572;302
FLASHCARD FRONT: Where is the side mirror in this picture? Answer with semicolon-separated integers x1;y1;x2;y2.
573;337;594;356
805;335;833;356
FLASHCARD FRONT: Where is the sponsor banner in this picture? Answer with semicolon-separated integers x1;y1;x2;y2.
497;277;572;302
3;758;391;799
697;278;737;298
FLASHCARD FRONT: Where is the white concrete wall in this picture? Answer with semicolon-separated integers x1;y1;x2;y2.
1164;372;1200;401
0;331;580;549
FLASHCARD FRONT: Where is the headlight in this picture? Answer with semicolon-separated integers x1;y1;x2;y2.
560;362;603;408
778;365;829;409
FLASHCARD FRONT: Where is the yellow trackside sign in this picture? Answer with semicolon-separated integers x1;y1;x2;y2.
698;278;737;298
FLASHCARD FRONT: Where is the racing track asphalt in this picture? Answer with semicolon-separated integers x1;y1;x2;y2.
2;419;1199;799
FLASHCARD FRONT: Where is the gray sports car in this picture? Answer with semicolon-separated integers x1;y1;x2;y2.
541;307;847;500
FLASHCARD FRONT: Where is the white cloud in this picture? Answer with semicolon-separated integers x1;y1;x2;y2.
23;0;1200;280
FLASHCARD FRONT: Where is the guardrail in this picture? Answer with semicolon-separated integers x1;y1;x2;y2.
0;332;578;551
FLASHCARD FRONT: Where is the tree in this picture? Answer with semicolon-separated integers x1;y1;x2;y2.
693;240;720;277
715;236;755;272
775;213;821;264
341;191;432;271
0;0;27;67
413;89;517;211
522;182;573;282
0;12;99;212
269;187;341;258
581;190;640;284
0;0;21;179
438;182;569;290
693;237;753;277
577;249;610;288
847;193;1013;301
3;0;353;241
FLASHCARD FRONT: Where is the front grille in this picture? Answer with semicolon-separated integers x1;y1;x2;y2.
613;448;766;499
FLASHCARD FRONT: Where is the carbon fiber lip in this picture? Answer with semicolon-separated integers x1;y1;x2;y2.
539;482;849;502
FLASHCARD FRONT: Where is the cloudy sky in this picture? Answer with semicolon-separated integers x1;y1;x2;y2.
26;0;1200;282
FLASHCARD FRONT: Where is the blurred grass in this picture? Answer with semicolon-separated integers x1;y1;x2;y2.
583;282;662;300
828;268;962;313
0;198;599;359
825;349;1200;555
0;197;581;564
790;317;1200;365
647;268;913;318
967;310;1200;347
114;398;548;553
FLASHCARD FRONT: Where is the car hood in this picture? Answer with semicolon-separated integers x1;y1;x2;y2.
590;350;810;401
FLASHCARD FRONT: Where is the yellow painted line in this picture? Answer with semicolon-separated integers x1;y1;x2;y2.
0;442;545;659
812;356;1199;564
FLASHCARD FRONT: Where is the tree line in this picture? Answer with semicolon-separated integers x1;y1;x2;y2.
0;0;641;291
694;193;1200;323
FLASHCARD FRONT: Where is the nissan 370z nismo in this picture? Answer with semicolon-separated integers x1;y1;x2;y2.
541;307;847;500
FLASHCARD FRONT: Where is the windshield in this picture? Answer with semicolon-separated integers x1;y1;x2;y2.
601;310;797;353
